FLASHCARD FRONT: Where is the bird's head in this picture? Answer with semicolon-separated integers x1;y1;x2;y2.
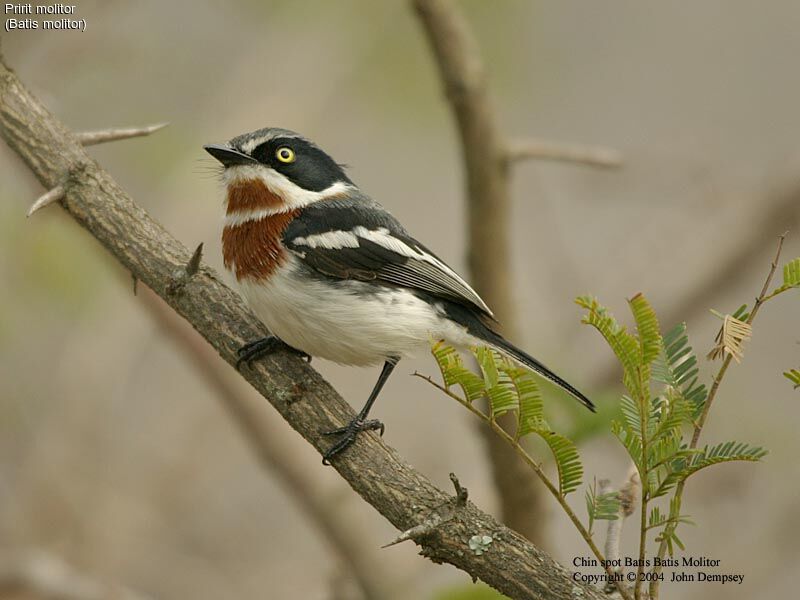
204;127;353;216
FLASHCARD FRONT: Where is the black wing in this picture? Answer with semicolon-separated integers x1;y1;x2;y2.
283;198;494;319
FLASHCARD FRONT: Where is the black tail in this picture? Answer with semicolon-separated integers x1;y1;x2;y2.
480;329;596;412
421;295;596;412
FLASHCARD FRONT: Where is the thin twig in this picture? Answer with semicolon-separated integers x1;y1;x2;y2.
692;232;786;442
506;139;623;169
449;472;469;506
382;472;469;548
76;122;169;146
649;232;787;599
26;123;168;218
635;368;649;600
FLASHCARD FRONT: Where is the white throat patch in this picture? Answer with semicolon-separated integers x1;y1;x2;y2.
222;166;352;225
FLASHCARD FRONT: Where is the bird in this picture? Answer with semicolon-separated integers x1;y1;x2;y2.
204;127;594;464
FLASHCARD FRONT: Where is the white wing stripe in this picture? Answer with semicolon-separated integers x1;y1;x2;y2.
352;226;417;257
293;230;360;249
289;226;493;316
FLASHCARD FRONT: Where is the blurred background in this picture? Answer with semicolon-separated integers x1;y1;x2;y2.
1;1;799;599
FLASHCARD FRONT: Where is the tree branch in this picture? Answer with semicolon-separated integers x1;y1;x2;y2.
0;52;607;600
506;139;623;169
411;0;515;327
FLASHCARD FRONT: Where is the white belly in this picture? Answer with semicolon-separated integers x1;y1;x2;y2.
234;260;474;365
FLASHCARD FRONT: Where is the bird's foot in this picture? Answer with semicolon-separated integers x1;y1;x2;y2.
236;335;311;370
321;418;385;465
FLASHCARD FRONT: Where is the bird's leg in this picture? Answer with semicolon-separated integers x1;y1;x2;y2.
321;358;398;465
236;335;311;370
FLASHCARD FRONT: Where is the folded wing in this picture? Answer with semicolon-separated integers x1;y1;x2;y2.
283;200;494;320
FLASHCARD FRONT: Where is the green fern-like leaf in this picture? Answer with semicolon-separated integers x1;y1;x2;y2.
648;394;693;447
576;295;644;397
619;395;643;438
682;441;767;479
629;293;662;365
652;441;764;497
784;368;800;389
431;341;485;404
647;430;683;470
653;323;708;415
430;341;583;497
475;346;500;387
611;419;643;475
651;468;684;499
502;364;582;493
648;506;694;531
532;425;583;495
585;479;620;534
731;303;750;321
595;492;621;521
782;257;800;288
649;505;664;528
653;324;693;388
659;527;686;556
760;258;800;299
649;447;698;498
656;496;688;556
486;377;517;418
502;364;544;439
474;347;517;418
644;393;697;498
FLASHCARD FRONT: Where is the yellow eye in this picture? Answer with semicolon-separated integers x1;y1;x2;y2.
276;146;295;163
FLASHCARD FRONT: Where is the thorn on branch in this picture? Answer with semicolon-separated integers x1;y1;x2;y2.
26;123;168;217
76;122;169;146
167;243;203;296
382;472;469;549
132;273;138;296
27;185;64;217
185;242;203;276
505;139;623;169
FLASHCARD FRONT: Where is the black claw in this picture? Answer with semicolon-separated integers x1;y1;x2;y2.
321;418;385;464
235;336;310;370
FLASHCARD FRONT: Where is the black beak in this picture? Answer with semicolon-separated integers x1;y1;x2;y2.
203;144;258;167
